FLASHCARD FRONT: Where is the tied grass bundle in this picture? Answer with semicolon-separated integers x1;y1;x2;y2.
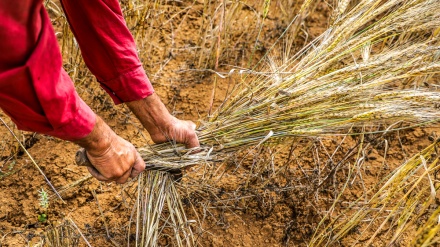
136;0;440;245
130;171;195;247
139;0;440;168
309;140;440;246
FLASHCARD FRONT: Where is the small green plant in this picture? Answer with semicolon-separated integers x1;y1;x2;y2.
38;188;49;223
38;213;48;223
39;188;49;209
8;160;15;171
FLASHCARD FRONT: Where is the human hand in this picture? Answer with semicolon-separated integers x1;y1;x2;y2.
148;116;199;148
85;135;144;184
74;116;145;184
126;93;200;148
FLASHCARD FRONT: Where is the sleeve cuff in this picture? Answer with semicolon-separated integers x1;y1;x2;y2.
98;66;155;105
45;98;96;141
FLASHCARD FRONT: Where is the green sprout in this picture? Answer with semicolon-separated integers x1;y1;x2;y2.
38;213;48;223
8;160;15;171
38;188;49;209
38;188;49;223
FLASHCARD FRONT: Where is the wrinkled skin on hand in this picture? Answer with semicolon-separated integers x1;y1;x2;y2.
85;135;145;184
148;116;199;148
126;93;200;149
74;93;199;184
74;116;145;184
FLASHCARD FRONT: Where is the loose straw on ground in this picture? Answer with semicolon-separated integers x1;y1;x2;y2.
309;140;440;246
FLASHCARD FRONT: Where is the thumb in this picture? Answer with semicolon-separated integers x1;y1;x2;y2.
130;151;145;178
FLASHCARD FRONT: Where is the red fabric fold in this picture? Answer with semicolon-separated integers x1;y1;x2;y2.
0;0;154;140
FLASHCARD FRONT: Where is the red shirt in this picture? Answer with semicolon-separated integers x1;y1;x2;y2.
0;0;154;140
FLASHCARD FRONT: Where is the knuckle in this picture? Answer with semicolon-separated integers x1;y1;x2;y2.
190;132;198;140
137;163;146;172
110;169;126;179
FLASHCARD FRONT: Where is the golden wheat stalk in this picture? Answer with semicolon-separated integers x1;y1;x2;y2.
309;140;440;246
130;171;195;247
140;0;440;169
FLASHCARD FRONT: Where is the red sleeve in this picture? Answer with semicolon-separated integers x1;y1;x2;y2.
60;0;155;104
0;1;95;141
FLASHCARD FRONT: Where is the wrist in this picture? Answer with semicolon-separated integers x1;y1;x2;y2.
125;93;174;137
73;115;116;156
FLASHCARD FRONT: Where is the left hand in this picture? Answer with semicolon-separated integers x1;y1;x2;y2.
126;93;200;148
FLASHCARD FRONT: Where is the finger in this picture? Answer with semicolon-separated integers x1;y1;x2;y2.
87;166;110;182
130;152;145;178
185;121;200;148
115;168;132;184
186;133;200;148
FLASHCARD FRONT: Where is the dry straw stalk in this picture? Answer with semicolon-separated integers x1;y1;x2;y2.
310;140;440;246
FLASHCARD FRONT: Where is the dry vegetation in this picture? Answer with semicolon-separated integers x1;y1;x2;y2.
1;0;440;246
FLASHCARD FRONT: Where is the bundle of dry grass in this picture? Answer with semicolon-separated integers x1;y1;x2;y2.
134;0;440;245
129;171;195;247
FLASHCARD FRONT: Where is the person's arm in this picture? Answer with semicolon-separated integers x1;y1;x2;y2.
59;0;199;182
126;94;200;148
0;1;143;184
60;0;199;148
59;0;153;104
0;2;95;141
